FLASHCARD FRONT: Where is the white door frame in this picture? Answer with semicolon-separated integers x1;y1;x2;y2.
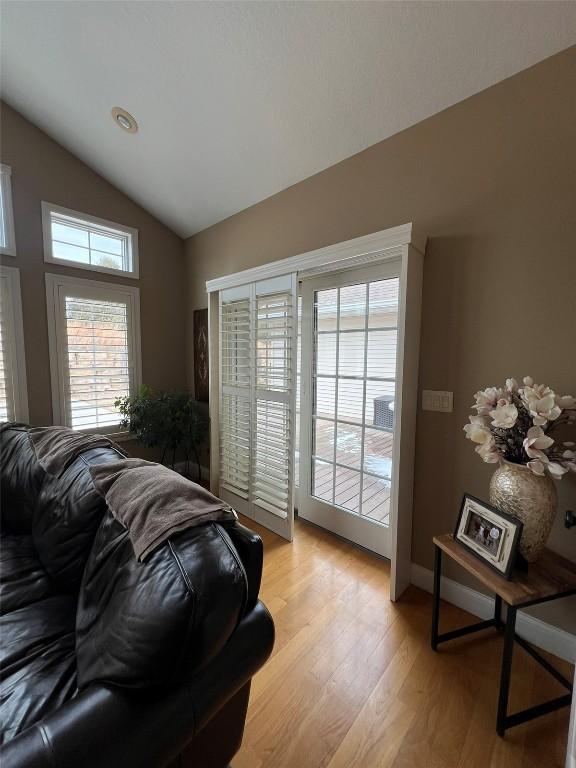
207;223;425;600
568;668;576;768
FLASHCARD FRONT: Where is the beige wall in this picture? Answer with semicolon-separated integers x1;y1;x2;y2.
0;102;187;457
185;48;576;628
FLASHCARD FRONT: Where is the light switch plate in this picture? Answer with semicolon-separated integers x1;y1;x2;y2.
422;390;453;413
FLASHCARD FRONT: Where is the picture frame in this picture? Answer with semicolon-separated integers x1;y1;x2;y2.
454;494;523;579
193;308;209;403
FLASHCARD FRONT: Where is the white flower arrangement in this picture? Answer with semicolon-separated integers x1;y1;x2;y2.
464;377;576;478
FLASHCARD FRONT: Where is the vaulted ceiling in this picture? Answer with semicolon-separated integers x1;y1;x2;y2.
1;1;575;237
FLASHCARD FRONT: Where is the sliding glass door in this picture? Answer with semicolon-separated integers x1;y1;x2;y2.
298;261;400;558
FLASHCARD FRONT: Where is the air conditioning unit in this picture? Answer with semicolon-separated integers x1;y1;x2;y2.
373;395;394;430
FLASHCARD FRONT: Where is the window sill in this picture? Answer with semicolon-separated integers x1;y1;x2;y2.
105;430;135;444
71;427;134;444
44;255;139;280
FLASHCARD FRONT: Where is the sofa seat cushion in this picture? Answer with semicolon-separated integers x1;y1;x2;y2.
0;535;55;615
0;595;77;744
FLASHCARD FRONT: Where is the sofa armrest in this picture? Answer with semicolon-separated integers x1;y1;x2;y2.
220;522;264;611
0;601;274;768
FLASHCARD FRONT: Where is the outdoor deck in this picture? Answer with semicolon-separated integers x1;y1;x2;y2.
297;420;392;526
313;460;391;524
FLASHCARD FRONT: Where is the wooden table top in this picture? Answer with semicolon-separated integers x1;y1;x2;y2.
433;534;576;607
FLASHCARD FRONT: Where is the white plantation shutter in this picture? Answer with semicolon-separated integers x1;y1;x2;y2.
220;392;251;498
221;296;251;388
64;296;132;430
46;274;141;432
0;266;27;422
253;288;294;517
255;292;292;392
253;399;291;515
219;275;297;539
220;289;252;498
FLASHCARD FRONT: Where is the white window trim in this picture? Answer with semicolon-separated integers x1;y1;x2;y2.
0;164;17;257
205;222;426;293
0;265;29;421
41;202;139;279
45;272;142;438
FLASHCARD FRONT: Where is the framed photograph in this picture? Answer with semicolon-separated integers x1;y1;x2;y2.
454;494;523;579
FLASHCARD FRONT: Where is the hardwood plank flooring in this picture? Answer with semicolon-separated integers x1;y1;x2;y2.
232;517;572;768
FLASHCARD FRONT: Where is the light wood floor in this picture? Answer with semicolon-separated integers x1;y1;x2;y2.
232;517;572;768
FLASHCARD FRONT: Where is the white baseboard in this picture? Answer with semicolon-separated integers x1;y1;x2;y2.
411;563;576;663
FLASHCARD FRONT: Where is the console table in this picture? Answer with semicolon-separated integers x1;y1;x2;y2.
431;534;576;736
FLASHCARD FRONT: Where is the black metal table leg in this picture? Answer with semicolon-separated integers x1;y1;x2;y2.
494;594;503;630
430;539;574;735
497;604;517;736
431;545;442;650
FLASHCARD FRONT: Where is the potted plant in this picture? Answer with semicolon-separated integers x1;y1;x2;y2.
115;386;209;482
463;377;575;562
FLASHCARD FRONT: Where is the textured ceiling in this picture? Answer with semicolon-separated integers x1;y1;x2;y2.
1;1;575;238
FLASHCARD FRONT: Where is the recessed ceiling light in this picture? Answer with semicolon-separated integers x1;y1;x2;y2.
111;107;138;134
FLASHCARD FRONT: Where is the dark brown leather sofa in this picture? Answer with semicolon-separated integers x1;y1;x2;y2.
0;424;274;767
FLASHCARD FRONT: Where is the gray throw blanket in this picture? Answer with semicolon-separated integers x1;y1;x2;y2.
89;459;237;561
0;422;27;433
28;425;127;476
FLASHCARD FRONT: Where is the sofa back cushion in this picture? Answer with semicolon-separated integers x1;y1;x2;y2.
0;426;45;534
33;446;125;592
1;424;126;592
76;511;248;689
